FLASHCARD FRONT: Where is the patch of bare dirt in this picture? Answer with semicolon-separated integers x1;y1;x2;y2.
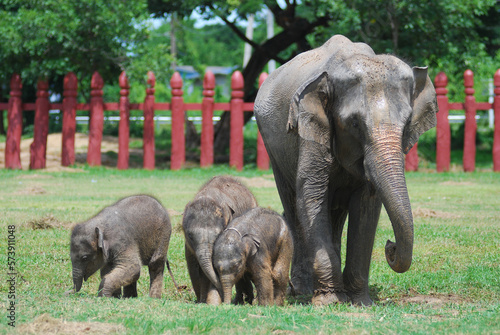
18;313;125;334
413;207;460;219
0;133;129;171
398;292;467;306
15;185;47;195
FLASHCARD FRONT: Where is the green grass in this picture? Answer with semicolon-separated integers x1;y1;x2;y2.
0;166;499;334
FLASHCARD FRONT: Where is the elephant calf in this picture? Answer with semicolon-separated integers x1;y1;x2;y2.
183;175;257;304
213;207;293;306
69;195;172;298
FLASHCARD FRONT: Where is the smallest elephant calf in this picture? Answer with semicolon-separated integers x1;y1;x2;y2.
69;195;173;298
213;207;293;306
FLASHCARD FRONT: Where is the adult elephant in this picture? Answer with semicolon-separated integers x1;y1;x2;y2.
254;35;437;306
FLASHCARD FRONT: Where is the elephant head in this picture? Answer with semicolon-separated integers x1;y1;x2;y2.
70;224;107;292
213;229;260;303
287;53;437;273
183;197;234;290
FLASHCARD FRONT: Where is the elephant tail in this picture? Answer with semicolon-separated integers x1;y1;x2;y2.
288;279;297;297
166;259;182;295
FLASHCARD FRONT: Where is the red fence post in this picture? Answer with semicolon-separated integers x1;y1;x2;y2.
463;69;477;172
170;72;185;170
230;71;244;171
405;144;419;171
62;72;78;167
87;71;104;166
5;73;23;169
143;71;156;170
118;71;130;170
494;69;500;172
200;71;215;167
435;72;451;172
30;79;50;169
257;72;270;170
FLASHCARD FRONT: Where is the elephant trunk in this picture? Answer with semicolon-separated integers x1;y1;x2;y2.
365;127;413;273
72;270;83;293
221;277;233;304
196;245;221;290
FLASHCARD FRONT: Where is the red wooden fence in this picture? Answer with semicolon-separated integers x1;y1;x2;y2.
1;70;270;171
434;69;500;172
2;69;499;172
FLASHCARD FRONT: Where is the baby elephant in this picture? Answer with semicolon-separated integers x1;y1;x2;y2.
183;175;257;304
69;195;172;298
213;207;293;306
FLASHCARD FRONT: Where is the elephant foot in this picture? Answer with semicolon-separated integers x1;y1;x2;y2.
289;279;314;296
347;292;373;306
312;288;349;306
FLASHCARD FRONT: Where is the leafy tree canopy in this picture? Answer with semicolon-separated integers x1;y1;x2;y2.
148;0;500;98
0;0;172;92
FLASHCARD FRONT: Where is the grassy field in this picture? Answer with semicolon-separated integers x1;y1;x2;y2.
0;165;499;334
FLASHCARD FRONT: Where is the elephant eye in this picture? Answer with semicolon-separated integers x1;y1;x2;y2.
81;255;88;261
352;119;359;128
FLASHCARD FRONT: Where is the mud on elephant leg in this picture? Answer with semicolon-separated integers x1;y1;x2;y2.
148;259;166;299
252;267;274;306
206;284;222;305
99;265;122;298
98;263;141;298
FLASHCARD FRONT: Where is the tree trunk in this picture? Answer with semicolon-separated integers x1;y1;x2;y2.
212;15;329;157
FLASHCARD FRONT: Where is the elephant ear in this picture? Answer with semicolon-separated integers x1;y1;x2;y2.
287;71;331;149
402;67;438;154
222;205;235;226
95;227;109;261
243;234;261;257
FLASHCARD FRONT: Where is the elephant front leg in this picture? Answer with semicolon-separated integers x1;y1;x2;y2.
343;185;382;306
99;265;122;298
205;283;222;305
296;144;348;305
253;269;274;306
98;261;141;298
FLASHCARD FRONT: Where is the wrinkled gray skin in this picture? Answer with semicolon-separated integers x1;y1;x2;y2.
183;175;258;304
70;195;172;298
213;207;293;306
254;35;438;306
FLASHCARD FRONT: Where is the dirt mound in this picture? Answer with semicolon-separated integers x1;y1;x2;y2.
25;214;71;230
18;313;125;334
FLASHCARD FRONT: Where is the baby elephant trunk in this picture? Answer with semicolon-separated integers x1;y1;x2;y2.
221;277;233;304
73;271;83;293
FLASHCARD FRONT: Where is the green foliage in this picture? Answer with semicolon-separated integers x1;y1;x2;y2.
0;1;148;84
0;0;176;104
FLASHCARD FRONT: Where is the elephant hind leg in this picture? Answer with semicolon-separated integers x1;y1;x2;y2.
235;274;254;305
123;281;138;298
271;161;313;295
148;258;166;298
185;245;202;302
